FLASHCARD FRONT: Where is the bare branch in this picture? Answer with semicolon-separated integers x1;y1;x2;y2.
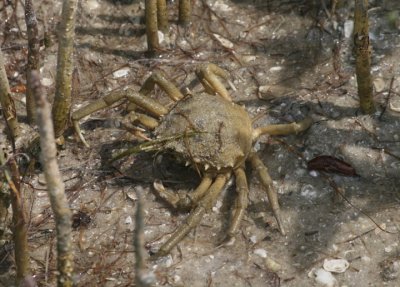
30;71;74;287
0;49;20;139
25;0;40;124
52;0;78;138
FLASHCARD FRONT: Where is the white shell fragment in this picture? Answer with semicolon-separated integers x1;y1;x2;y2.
213;33;234;49
112;67;130;78
253;248;268;258
314;268;338;287
125;216;132;225
344;20;354;38
41;77;54;87
323;258;350;273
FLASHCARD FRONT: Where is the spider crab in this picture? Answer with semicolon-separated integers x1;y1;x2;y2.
72;63;312;257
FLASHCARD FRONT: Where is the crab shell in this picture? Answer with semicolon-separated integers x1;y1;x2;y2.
155;93;253;172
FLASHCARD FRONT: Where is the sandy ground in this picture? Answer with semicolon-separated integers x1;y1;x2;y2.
1;0;400;286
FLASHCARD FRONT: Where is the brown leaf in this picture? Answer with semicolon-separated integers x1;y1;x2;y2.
11;84;27;93
307;155;358;176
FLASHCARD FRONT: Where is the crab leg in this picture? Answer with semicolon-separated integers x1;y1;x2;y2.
196;63;232;101
227;166;249;238
248;151;285;235
153;174;213;209
252;117;312;140
71;89;167;147
124;112;159;130
155;173;229;257
140;72;184;101
71;90;127;147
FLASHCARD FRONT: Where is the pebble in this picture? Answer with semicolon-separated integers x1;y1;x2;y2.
125;216;132;225
314;268;338;287
373;78;385;92
41;77;54;87
253;248;268;258
344;20;354;38
269;66;283;72
264;257;281;272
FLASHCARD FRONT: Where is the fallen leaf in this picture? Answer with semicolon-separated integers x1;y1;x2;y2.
307;155;358;176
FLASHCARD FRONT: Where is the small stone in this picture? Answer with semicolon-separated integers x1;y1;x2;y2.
373;78;385;93
269;66;283;72
344;20;354;38
125;216;132;225
314;268;338;287
264;257;281;272
254;248;268;258
41;77;54;87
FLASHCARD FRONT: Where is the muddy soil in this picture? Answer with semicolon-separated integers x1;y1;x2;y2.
1;0;400;286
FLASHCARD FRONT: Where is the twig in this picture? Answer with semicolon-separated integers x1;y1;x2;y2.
0;150;31;285
25;0;40;124
145;0;159;55
134;188;151;287
30;70;74;287
0;48;20;139
354;0;375;114
52;0;78;138
379;76;395;119
157;0;168;32
179;0;191;26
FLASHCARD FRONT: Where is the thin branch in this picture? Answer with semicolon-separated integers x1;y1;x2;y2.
52;0;78;138
25;0;40;124
134;189;152;287
0;49;20;139
0;150;31;285
145;0;159;55
354;0;375;114
30;70;74;287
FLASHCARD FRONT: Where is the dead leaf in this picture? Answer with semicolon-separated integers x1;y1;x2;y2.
307;155;358;176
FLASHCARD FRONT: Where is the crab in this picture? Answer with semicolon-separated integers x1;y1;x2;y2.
72;63;312;257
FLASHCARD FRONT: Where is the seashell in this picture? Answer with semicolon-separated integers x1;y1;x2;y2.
323;258;350;273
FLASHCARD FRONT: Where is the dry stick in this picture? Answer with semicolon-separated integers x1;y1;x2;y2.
354;0;375;114
0;152;31;285
0;49;20;139
156;0;168;33
145;0;159;55
25;0;40;125
30;71;74;287
379;76;395;119
134;189;151;287
52;0;78;138
179;0;191;26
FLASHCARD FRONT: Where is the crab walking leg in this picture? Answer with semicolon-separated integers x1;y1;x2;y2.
72;90;128;147
227;167;249;238
140;72;184;101
72;88;168;146
153;174;213;209
155;173;229;257
249;152;285;235
126;112;160;130
125;88;168;117
196;63;232;101
252;117;313;140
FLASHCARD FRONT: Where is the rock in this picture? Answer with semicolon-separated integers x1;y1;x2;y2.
314;268;338;287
